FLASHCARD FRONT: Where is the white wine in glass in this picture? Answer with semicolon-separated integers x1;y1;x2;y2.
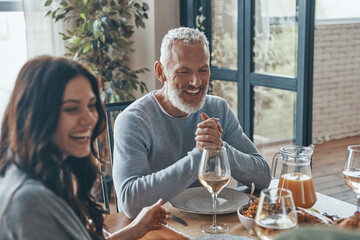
255;188;297;240
342;145;360;211
198;146;231;234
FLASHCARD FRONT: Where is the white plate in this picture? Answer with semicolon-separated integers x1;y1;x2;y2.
169;187;249;215
192;234;255;240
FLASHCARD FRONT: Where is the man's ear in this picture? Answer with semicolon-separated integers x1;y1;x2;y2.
154;61;166;83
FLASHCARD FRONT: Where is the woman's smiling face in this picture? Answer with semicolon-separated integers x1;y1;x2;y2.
52;75;99;159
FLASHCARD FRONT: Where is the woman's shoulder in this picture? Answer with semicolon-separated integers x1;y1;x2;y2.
7;178;63;217
13;178;54;204
1;178;91;239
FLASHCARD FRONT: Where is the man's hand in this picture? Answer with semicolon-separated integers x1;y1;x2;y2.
195;113;223;152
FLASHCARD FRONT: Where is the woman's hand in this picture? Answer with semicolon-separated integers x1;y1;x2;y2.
106;199;170;240
130;199;170;233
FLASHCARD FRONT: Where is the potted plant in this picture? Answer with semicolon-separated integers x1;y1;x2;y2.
45;0;149;102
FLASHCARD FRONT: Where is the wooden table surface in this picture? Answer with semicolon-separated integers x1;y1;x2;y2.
104;180;357;240
104;211;189;240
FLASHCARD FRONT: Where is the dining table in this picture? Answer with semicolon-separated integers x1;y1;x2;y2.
103;180;357;239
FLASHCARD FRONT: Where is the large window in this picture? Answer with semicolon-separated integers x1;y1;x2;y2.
181;0;315;149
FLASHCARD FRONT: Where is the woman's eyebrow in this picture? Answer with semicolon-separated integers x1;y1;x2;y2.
62;99;80;104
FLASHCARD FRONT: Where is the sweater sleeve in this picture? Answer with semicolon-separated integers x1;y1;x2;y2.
112;110;202;218
220;101;272;190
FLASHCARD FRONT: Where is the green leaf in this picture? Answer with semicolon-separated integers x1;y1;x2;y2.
60;1;68;7
100;34;106;43
80;13;86;20
73;51;80;60
95;30;101;39
119;17;128;24
142;2;149;11
138;19;145;28
134;3;140;9
87;20;94;33
45;0;52;7
45;10;52;17
83;42;92;53
69;35;81;45
134;10;141;18
102;6;111;13
93;19;101;35
81;22;87;32
69;46;79;53
83;0;88;5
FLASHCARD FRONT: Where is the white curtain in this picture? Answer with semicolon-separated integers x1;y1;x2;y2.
22;0;68;58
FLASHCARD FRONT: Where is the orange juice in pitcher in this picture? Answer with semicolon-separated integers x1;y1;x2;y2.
273;145;317;208
278;173;317;208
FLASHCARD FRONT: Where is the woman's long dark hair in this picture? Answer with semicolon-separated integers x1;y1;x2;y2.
0;56;106;239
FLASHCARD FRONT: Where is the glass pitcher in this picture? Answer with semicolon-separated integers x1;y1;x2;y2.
272;145;317;208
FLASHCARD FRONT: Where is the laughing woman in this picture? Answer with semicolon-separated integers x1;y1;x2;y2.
0;56;169;240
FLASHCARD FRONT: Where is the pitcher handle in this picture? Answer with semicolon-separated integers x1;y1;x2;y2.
271;152;281;179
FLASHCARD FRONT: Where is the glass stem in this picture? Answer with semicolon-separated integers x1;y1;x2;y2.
212;193;217;228
357;195;360;212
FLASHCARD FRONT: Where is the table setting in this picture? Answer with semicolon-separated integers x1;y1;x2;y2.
104;144;360;240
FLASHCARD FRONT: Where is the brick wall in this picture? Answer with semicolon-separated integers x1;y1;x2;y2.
312;22;360;143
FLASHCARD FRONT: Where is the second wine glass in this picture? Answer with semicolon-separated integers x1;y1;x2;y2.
342;145;360;211
255;188;297;240
198;146;231;234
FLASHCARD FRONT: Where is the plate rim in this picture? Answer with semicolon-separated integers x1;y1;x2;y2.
191;234;255;240
169;187;249;215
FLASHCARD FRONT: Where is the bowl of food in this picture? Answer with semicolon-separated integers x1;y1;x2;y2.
237;198;259;230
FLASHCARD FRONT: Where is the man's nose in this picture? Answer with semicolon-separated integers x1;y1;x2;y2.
190;73;202;87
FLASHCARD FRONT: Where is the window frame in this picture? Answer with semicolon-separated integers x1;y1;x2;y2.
180;0;315;146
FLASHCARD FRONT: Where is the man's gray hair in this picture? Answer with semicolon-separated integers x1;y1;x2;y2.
160;27;209;64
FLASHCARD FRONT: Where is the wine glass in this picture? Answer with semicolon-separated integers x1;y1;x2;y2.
254;188;297;240
198;146;231;234
342;145;360;211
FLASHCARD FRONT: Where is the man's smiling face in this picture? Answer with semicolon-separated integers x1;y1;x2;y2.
163;41;210;115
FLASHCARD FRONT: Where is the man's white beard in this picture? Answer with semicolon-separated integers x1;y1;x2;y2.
167;83;208;114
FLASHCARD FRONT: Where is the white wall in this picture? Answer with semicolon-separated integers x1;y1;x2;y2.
312;22;360;143
129;0;179;98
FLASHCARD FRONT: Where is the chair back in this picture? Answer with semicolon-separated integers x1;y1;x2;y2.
97;101;133;213
105;101;133;159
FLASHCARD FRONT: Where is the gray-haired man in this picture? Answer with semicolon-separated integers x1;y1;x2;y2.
113;27;271;218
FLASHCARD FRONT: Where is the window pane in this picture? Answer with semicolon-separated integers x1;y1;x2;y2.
0;11;27;123
254;0;298;77
211;80;238;116
211;0;237;69
316;0;360;20
253;86;296;160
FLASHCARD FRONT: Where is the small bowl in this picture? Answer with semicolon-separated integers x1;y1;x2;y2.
237;203;255;230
